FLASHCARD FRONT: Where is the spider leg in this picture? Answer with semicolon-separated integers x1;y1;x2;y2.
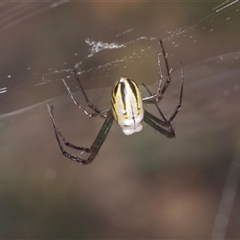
142;83;175;136
142;40;184;124
142;62;183;124
142;83;167;123
47;104;90;152
62;69;111;118
168;62;184;123
144;110;175;138
87;112;114;162
154;47;164;102
62;79;100;117
157;39;172;97
142;39;172;103
47;104;113;164
73;69;102;115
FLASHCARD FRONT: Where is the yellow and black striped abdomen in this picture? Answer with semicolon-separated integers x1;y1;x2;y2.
111;77;144;135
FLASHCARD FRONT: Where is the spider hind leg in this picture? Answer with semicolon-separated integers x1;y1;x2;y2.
47;104;114;164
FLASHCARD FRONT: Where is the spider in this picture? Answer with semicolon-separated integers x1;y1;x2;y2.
47;40;184;165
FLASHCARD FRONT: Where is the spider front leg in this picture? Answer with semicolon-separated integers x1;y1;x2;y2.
157;39;172;98
73;70;102;114
62;70;110;118
143;59;183;126
142;82;176;138
143;39;173;103
168;62;184;123
142;61;184;138
47;104;114;164
62;78;100;117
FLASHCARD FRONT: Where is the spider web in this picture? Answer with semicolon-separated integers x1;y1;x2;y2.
0;1;240;239
1;0;239;114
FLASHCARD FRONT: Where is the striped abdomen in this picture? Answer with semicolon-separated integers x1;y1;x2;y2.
111;77;144;135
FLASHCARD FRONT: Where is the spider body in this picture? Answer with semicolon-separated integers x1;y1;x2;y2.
111;77;144;135
47;40;184;164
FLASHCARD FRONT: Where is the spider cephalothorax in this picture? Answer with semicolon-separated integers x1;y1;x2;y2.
47;40;184;164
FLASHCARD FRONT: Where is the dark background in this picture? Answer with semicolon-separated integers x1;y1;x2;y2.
0;1;240;238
